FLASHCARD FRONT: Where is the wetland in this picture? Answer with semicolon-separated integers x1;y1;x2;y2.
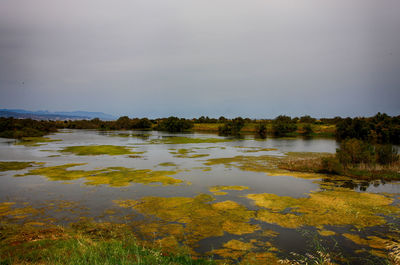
0;129;399;264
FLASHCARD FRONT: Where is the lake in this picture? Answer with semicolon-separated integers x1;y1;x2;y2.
0;129;399;264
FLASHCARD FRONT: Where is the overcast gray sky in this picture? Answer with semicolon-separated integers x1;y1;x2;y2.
0;0;399;118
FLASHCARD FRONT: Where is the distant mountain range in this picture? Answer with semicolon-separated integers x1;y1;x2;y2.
0;109;116;121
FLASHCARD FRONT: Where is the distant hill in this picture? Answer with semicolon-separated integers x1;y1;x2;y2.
0;109;116;121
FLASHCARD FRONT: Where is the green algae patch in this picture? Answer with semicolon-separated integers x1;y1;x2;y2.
239;252;280;265
262;229;279;237
0;202;40;220
148;136;231;145
211;239;255;259
158;162;178;167
317;229;336;237
209;239;280;264
15;137;61;146
209;185;249;195
114;194;259;245
205;154;328;179
61;144;139;156
61;145;136;156
0;161;38;172
84;167;183;187
343;233;389;250
169;148;210;158
20;164;184;187
246;188;399;230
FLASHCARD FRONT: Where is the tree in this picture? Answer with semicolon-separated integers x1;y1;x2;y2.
299;115;316;124
302;123;313;136
157;117;193;132
116;116;132;129
218;117;245;136
271;115;297;136
336;139;374;166
256;123;267;138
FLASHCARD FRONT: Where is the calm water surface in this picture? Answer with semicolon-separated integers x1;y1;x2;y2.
0;130;398;264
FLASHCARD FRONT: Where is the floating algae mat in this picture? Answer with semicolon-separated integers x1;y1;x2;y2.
1;129;399;264
246;188;399;229
114;194;260;245
209;185;249;195
169;148;210;158
0;161;39;172
19;163;184;187
15;137;61;146
61;145;139;155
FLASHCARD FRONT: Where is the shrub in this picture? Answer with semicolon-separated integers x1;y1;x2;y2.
375;144;399;165
256;123;267;138
302;124;313;136
218;117;245;136
272;115;297;136
336;139;375;166
320;157;344;175
156;117;193;132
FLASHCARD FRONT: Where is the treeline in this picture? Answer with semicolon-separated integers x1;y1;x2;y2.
63;117;153;130
217;115;318;137
336;113;400;144
0;117;58;138
1;113;399;144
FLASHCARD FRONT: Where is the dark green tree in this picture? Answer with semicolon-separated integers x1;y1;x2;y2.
271;115;297;136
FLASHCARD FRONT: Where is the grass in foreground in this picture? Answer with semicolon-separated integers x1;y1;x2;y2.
0;222;215;265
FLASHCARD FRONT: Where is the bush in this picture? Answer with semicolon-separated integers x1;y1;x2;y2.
335;113;400;144
156;117;193;132
299;115;316;123
375;144;399;165
272;115;297;136
302;124;313;136
218;117;245;136
320;157;344;175
256;123;267;138
336;139;375;166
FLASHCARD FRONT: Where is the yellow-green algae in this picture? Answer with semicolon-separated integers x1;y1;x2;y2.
246;188;399;230
0;202;40;220
113;194;259;245
343;233;389;250
158;162;178;167
0;161;37;172
209;239;280;264
20;163;184;187
209;185;249;195
169;148;210;158
15;137;61;146
60;145;137;156
317;229;336;237
210;239;255;259
262;229;279;237
204;153;328;179
148;136;231;145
